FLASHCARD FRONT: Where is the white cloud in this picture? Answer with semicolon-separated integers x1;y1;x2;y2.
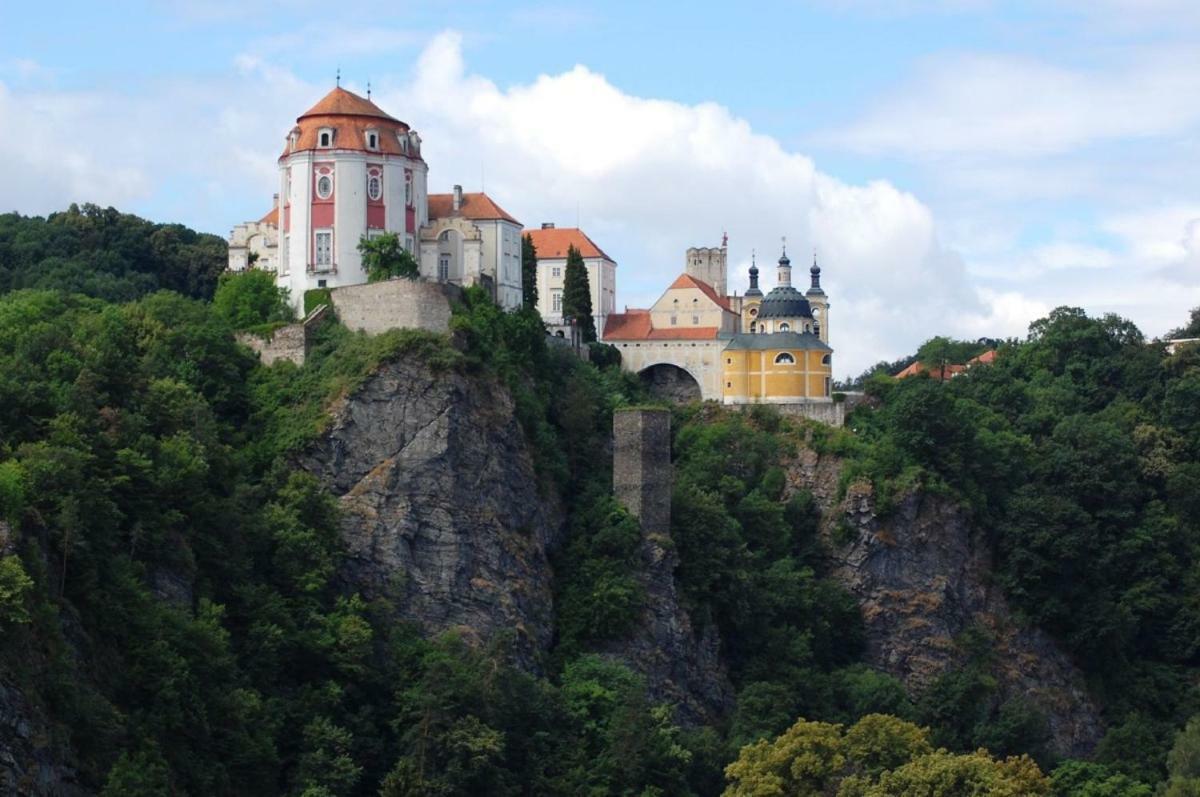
827;49;1200;158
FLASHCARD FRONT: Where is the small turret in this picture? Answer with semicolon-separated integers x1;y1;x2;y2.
807;253;825;296
745;249;763;297
777;243;792;287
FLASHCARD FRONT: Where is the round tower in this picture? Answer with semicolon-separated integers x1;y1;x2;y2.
275;86;429;311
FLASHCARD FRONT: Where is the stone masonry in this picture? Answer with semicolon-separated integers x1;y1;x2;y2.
329;278;460;336
613;408;672;536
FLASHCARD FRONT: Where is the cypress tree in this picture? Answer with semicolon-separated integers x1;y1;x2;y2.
522;233;539;311
562;243;596;342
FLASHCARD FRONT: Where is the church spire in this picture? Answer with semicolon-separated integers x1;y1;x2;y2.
746;249;762;297
776;238;792;287
807;251;825;295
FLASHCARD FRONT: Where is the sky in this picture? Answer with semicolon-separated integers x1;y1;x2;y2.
2;1;1199;377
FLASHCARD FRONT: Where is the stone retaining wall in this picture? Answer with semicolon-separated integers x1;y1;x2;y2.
329;279;459;336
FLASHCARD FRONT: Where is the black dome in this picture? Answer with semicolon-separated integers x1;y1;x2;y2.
757;285;812;319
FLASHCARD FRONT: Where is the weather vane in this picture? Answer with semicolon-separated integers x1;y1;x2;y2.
367;80;372;99
781;235;787;255
336;67;341;87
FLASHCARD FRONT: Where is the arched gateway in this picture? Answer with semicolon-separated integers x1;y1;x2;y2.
638;363;702;403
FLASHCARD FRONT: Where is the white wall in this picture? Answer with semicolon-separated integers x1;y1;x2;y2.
537;255;615;327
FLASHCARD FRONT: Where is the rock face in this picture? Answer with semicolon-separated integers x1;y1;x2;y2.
0;681;85;797
787;448;1103;758
600;534;733;724
301;357;561;666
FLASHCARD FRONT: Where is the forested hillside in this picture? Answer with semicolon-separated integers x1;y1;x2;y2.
1;208;1200;795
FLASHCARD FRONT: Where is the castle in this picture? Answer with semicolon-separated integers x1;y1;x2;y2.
228;86;836;420
228;86;525;313
602;241;836;417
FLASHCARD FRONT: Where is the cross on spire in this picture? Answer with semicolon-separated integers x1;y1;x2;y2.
367;80;372;99
781;235;787;255
336;67;341;87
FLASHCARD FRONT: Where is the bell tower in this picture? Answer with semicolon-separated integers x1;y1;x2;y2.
806;253;829;344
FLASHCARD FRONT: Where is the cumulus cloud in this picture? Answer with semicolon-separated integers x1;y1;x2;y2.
3;29;1168;376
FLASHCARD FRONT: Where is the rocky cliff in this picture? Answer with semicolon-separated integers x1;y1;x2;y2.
786;446;1104;758
301;354;728;721
301;358;563;666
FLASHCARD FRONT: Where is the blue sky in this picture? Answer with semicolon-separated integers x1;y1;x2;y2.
2;1;1198;375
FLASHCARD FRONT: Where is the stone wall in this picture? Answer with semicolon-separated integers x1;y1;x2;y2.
235;304;329;367
612;409;672;536
772;400;845;427
236;323;307;366
329;278;459;336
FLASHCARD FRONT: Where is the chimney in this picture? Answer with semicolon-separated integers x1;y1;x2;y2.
272;193;279;209
541;222;555;229
452;185;463;212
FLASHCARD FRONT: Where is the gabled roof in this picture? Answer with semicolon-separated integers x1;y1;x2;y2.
258;206;279;226
668;273;731;311
969;349;997;365
428;192;520;224
527;227;613;261
299;87;400;122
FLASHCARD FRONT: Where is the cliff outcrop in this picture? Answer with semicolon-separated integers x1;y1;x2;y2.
301;358;562;666
301;355;728;722
787;447;1103;758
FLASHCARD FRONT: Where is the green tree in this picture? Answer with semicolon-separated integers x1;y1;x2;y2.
100;748;172;797
0;554;33;625
561;244;596;342
213;269;293;330
358;232;420;282
1169;306;1200;339
521;232;539;311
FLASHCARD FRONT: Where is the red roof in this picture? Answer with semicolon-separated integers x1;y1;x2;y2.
299;87;400;122
669;273;731;311
526;227;612;261
427;192;520;224
895;361;966;379
258;206;279;226
603;311;651;339
969;349;997;365
601;310;719;341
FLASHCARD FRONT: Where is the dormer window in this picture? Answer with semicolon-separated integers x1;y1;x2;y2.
398;134;409;154
318;128;334;148
366;130;379;150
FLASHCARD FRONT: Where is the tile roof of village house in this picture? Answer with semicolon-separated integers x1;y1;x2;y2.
602;309;721;340
526;227;613;261
427;192;520;224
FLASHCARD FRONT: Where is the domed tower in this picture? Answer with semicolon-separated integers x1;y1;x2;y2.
756;245;815;334
742;250;764;332
276;86;429;310
806;253;829;344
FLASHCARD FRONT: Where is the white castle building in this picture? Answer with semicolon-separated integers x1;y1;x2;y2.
229;86;523;312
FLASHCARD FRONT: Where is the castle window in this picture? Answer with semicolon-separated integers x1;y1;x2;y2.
671;315;678;325
726;358;732;364
552;291;562;312
774;352;796;365
318;128;334;148
552;266;561;277
314;230;333;268
318;279;327;288
439;254;451;282
692;315;699;324
366;131;378;149
316;173;333;200
749;307;758;316
825;377;832;397
779;322;790;332
822;354;831;365
367;174;382;201
405;172;413;206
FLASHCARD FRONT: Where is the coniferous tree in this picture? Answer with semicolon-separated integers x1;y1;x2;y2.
522;233;539;311
561;244;596;342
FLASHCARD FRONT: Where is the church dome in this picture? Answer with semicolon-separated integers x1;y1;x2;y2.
757;285;812;319
280;87;420;160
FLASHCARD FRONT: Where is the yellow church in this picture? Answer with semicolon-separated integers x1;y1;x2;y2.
603;242;834;410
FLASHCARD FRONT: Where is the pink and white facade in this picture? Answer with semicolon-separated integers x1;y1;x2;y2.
230;86;525;313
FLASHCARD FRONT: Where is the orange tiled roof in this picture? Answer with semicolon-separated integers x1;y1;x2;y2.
299;87;400;122
602;310;719;341
969;349;997;365
668;273;732;311
527;227;612;261
280;87;415;160
603;311;651;339
428;192;520;224
258;206;279;226
896;361;966;379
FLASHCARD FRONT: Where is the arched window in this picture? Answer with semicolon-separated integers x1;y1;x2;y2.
367;169;382;201
779;322;790;332
774;352;796;365
822;354;831;365
750;321;757;333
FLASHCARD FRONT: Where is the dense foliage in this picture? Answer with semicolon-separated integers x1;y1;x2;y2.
0;205;226;301
839;307;1200;788
521;232;538;311
358;233;420;283
3;205;1200;795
